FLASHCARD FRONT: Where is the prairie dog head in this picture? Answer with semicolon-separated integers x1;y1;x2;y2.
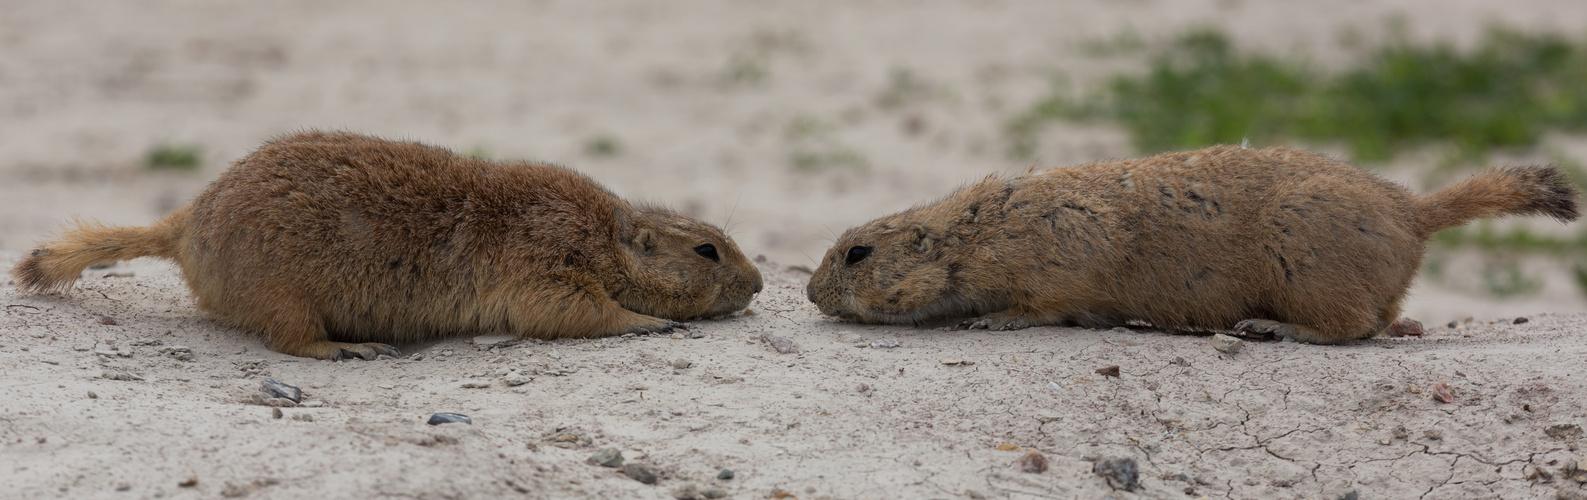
618;207;762;320
807;180;1016;324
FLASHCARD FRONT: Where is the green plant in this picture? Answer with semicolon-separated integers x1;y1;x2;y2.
1479;256;1543;297
1011;26;1587;162
789;146;869;172
144;144;202;171
584;135;621;157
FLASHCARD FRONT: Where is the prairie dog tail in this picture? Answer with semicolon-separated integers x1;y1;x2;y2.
11;207;190;294
1414;165;1580;237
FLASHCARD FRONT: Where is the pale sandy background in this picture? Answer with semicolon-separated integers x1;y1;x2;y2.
3;1;1586;499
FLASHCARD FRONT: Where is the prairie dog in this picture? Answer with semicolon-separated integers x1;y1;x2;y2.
13;131;762;359
806;145;1579;343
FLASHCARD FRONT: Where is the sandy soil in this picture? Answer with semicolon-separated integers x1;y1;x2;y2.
3;1;1587;499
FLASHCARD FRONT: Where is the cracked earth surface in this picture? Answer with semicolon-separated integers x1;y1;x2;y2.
3;259;1584;499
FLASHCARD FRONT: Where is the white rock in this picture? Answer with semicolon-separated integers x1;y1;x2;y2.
1211;334;1244;354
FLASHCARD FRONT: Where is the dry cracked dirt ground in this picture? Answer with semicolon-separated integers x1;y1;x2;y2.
3;256;1586;499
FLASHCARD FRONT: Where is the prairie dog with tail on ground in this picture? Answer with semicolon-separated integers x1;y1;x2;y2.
806;145;1578;343
13;131;763;360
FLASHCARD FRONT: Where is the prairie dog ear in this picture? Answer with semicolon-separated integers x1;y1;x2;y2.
910;226;932;253
630;229;657;255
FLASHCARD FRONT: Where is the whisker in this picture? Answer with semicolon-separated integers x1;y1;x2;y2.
797;249;817;265
724;194;741;229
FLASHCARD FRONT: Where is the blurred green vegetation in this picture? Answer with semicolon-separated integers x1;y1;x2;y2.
583;134;622;157
1009;26;1587;162
1010;25;1587;299
144;144;202;171
783;114;869;172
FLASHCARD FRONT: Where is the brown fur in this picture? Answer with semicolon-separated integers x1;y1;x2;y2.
12;131;762;359
806;145;1579;344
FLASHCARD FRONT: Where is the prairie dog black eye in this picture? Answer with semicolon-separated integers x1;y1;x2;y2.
844;246;872;265
694;244;720;262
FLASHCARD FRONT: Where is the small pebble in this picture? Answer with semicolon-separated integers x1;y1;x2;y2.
672;359;694;369
102;371;144;382
1171;357;1189;366
1514;317;1530;324
427;412;472;425
179;476;198;487
717;468;735;480
504;371;532;386
1545;423;1584;440
1093;457;1140;491
1095;365;1121;378
293;414;314;422
1431;381;1454;404
1017;451;1048;473
590;448;624;468
1210;334;1243;354
623;463;658;484
760;333;797;354
271;407;283;419
671;483;700;500
701;488;728;499
159;346;194;361
459;380;491;389
688;330;706;339
87;391;98;399
1388;318;1424;337
260;378;303;403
